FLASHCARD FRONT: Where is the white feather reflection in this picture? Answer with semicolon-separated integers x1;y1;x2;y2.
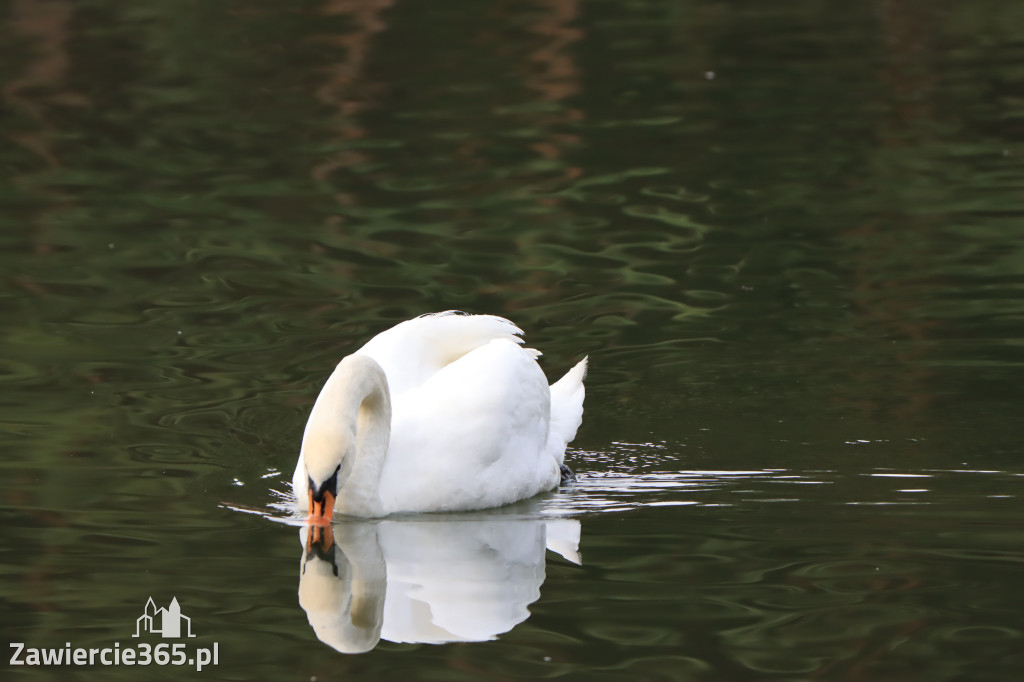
298;515;581;653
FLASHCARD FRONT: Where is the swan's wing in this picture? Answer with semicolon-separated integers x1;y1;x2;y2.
357;312;532;396
379;339;557;514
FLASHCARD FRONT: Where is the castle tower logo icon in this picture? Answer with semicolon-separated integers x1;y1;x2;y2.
133;597;196;638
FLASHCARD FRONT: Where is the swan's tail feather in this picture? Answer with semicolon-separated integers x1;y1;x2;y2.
548;356;588;464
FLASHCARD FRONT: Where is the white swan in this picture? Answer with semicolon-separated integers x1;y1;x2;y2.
292;311;587;520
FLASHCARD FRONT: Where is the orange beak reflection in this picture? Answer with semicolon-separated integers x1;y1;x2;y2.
306;488;336;526
305;519;334;553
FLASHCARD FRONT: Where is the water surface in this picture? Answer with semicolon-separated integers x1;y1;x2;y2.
2;1;1023;680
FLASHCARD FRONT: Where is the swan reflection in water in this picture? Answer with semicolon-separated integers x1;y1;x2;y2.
298;514;581;653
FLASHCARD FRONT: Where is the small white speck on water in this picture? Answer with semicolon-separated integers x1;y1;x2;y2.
108;243;114;249
704;70;715;80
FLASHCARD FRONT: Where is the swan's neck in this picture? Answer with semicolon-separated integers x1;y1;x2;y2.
303;354;392;515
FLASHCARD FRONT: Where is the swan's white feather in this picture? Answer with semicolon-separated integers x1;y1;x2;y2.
357;311;531;397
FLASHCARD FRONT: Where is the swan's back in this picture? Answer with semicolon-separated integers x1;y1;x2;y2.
357;311;530;396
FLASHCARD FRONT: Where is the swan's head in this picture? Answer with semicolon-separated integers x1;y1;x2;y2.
299;353;392;523
302;424;354;526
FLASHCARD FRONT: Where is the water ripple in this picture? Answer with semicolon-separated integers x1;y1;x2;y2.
544;456;1021;517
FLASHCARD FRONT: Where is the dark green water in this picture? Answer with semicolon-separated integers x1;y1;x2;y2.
2;1;1023;680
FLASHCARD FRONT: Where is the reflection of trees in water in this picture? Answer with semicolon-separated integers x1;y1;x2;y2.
6;0;84;256
303;0;587;318
4;0;1020;437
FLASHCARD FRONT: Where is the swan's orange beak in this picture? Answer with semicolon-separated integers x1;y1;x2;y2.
307;488;336;526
